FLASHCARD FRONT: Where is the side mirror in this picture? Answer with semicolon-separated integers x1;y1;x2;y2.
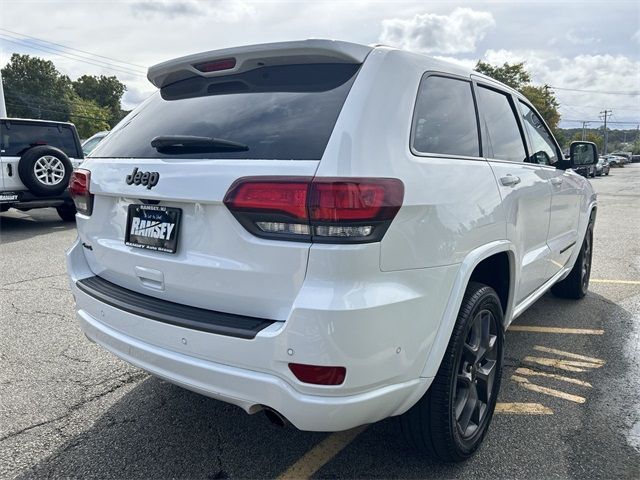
569;141;598;167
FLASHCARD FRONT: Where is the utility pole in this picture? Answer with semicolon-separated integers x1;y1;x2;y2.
581;121;590;141
0;70;7;118
600;109;612;155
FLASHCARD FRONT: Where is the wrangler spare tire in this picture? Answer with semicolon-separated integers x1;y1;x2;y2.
18;146;73;197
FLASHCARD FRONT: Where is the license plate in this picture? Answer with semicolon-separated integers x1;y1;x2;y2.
0;192;20;203
125;204;182;254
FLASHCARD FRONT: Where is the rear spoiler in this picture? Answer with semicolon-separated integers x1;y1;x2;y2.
147;39;373;89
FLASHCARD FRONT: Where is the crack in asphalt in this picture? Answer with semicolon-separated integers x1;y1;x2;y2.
1;273;66;288
0;371;147;443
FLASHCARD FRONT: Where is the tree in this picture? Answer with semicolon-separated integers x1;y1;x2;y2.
474;60;561;134
1;53;74;121
68;96;111;138
73;74;126;126
1;54;127;137
571;131;603;152
474;61;531;90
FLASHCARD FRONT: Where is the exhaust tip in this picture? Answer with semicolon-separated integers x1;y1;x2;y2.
262;406;288;427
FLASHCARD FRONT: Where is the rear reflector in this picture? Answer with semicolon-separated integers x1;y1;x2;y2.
69;169;93;216
194;58;236;73
224;177;403;244
289;363;346;385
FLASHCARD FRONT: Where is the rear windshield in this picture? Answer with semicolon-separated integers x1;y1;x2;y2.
0;121;81;158
91;63;360;160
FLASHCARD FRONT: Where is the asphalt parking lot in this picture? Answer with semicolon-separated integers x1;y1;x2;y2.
1;165;639;479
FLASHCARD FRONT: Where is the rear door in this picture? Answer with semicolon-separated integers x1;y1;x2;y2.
78;62;361;321
475;83;553;304
517;101;582;277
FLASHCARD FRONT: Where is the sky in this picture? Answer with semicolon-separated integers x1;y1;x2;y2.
1;0;639;130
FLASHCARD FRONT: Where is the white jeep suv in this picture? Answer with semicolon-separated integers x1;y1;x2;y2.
66;40;597;462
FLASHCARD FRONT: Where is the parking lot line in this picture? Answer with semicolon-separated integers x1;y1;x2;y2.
508;326;604;335
277;425;367;480
494;402;554;414
533;345;605;365
515;367;592;387
511;376;586;403
523;356;603;372
591;278;640;285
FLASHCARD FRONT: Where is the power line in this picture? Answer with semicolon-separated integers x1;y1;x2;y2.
0;27;147;70
5;101;109;122
562;119;640;124
0;35;147;78
549;86;640;96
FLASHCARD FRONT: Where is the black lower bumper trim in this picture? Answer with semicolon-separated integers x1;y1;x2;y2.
76;276;275;339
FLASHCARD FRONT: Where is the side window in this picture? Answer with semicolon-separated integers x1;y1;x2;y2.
476;86;527;162
412;75;480;157
519;102;559;165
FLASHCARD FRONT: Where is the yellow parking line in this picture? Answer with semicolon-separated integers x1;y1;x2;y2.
509;326;604;335
523;356;603;372
533;345;605;365
277;425;367;480
591;279;640;285
511;375;586;404
495;402;553;414
515;367;593;387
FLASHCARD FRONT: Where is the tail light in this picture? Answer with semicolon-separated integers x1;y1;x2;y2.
289;363;346;385
223;177;404;243
69;169;93;215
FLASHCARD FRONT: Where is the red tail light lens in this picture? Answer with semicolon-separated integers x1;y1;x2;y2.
223;177;404;243
289;363;346;385
194;57;236;73
69;169;93;216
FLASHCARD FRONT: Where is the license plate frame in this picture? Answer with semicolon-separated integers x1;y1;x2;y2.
125;204;182;254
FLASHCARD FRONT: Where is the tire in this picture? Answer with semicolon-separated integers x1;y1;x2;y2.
551;218;594;299
18;146;73;197
56;203;77;222
399;282;504;462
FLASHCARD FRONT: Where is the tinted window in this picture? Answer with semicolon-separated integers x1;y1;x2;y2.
519;102;558;165
91;63;360;160
476;86;526;162
412;75;479;157
0;122;80;157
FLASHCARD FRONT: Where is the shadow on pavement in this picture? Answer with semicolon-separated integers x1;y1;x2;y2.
0;209;76;245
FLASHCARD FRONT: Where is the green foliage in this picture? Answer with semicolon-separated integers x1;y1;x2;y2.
474;61;531;90
2;54;74;121
474;60;561;134
1;53;127;137
570;131;604;152
68;96;111;138
72;74;126;125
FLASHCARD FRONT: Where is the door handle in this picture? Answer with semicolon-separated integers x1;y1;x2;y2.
500;175;521;186
550;177;564;186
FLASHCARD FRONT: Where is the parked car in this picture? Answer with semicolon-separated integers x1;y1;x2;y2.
66;40;598;462
604;154;624;167
596;157;610;176
610;151;632;164
631;154;640;163
0;118;84;220
81;130;109;156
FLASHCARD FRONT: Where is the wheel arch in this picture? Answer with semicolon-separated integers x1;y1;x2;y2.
418;240;516;380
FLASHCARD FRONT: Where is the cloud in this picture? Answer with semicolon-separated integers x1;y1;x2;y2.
481;49;640;126
379;7;495;54
131;1;203;18
565;29;601;46
633;29;640;44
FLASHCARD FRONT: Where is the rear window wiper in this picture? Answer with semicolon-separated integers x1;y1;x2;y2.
151;135;249;154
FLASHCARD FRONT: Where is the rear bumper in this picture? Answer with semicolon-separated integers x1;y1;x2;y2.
0;189;72;208
78;308;426;431
67;239;457;431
